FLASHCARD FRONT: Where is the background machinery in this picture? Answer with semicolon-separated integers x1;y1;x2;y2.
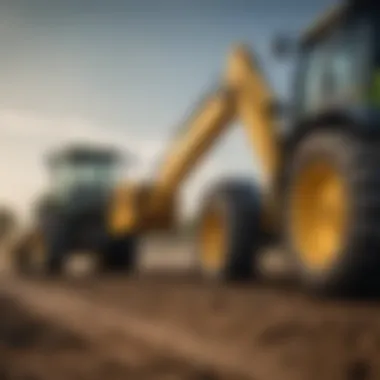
107;0;380;296
15;144;137;274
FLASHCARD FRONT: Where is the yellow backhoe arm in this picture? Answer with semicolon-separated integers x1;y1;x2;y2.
146;44;279;225
109;44;279;235
145;88;234;220
226;46;279;190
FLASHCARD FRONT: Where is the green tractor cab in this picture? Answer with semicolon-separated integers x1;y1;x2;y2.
15;143;137;276
45;144;125;211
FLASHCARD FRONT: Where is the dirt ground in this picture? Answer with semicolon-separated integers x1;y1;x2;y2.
0;293;248;380
2;237;380;379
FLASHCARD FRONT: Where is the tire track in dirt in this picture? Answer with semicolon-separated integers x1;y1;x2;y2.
0;294;238;380
1;276;280;380
4;274;380;379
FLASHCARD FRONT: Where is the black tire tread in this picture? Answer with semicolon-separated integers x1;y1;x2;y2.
198;179;263;281
283;129;380;296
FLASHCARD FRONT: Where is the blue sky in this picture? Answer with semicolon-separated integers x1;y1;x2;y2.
0;0;337;218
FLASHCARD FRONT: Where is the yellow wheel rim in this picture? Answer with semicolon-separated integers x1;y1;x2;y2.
200;204;226;272
290;160;348;271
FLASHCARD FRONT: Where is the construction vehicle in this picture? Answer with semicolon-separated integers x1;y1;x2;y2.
14;143;137;274
15;0;380;296
105;0;380;296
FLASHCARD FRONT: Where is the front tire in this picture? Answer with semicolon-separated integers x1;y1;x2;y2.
283;129;380;296
196;179;264;281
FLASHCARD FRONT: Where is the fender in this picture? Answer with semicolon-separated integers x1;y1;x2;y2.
284;106;380;152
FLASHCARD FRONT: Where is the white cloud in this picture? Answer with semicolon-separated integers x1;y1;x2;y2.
0;108;222;223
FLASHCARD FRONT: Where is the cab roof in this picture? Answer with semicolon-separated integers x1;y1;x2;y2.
300;3;347;45
46;143;127;167
301;0;379;45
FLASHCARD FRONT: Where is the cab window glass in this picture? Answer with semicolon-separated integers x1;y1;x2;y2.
296;17;370;115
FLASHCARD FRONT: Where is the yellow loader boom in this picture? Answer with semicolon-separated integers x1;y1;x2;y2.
144;87;234;228
109;45;279;235
225;46;279;188
154;45;278;195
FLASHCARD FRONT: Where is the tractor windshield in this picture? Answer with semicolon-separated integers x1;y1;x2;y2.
51;158;120;200
74;161;117;187
295;14;371;116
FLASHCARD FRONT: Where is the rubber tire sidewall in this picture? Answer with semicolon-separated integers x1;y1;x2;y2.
196;180;263;282
282;129;375;296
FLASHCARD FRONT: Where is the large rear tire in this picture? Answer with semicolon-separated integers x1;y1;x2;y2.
196;179;264;281
283;129;380;296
